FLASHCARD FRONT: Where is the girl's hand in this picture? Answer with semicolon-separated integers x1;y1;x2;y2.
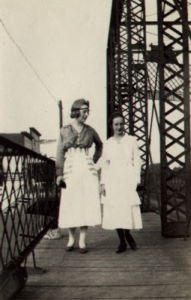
100;184;106;196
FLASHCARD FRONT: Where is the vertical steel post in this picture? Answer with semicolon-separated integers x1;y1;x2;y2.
157;0;191;236
58;100;63;129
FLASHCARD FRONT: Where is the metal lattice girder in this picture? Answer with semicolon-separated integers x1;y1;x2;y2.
157;0;191;236
107;0;124;133
107;0;149;207
125;0;149;208
0;136;59;269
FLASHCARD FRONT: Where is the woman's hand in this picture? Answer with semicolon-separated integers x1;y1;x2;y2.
56;176;64;186
100;184;106;197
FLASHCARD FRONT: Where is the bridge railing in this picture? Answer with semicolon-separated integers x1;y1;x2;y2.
0;136;59;277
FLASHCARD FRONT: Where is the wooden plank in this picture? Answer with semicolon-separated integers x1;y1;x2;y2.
27;270;191;286
15;285;191;299
14;213;191;299
26;249;191;269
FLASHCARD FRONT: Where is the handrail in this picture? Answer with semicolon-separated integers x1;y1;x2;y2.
0;136;53;162
0;135;59;272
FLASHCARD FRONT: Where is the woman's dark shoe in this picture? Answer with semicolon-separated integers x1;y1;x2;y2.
79;247;88;254
115;244;127;254
125;232;137;250
66;245;74;252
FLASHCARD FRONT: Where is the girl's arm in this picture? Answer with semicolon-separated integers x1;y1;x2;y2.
132;137;141;184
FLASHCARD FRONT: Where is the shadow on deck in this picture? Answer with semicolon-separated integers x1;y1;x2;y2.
15;212;191;299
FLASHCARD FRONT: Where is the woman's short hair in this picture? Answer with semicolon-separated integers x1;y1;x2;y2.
70;99;89;119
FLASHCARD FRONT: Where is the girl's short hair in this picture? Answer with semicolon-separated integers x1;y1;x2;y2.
70;99;89;119
109;111;124;125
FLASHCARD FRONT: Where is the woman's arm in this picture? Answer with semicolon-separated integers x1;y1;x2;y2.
92;129;103;163
99;141;109;196
55;129;65;177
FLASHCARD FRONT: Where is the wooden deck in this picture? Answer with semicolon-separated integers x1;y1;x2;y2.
15;212;191;300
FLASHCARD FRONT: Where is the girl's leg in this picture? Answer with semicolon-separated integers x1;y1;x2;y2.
124;229;137;250
116;229;127;253
67;227;76;247
79;226;88;252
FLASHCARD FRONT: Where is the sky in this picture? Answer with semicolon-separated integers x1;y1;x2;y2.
0;1;190;162
0;0;112;157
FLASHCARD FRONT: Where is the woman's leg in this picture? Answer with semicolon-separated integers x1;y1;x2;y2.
124;229;137;250
79;226;88;252
67;227;76;247
116;229;127;253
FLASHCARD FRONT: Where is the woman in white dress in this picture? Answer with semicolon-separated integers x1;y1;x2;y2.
56;99;102;253
100;112;143;253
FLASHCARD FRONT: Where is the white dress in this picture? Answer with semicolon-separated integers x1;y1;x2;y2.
101;134;143;230
56;124;102;229
58;148;101;228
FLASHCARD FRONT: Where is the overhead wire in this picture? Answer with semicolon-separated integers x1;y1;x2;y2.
0;17;58;104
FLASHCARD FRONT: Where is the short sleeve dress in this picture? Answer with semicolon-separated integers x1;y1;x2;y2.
56;124;102;228
101;134;143;230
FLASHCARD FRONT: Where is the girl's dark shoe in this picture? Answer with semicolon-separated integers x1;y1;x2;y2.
125;232;137;250
115;244;127;254
66;245;74;252
79;247;88;254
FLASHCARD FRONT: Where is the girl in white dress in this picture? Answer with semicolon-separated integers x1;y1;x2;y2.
56;99;102;253
100;112;143;253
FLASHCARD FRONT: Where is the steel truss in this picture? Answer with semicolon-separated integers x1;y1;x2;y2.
107;0;191;236
107;0;149;208
157;0;191;236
